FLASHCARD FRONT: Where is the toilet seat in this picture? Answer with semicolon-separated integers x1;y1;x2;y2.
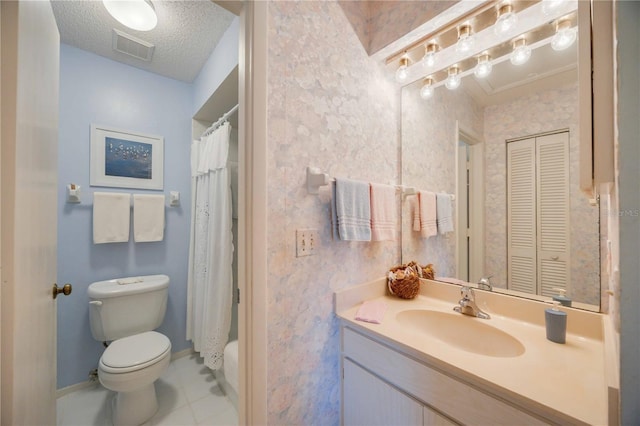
100;331;170;374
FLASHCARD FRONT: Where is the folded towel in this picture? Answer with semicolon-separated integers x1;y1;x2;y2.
355;300;387;324
436;193;454;234
133;194;165;242
412;197;421;231
369;183;396;241
331;181;340;241
418;190;438;238
335;178;371;241
93;192;131;244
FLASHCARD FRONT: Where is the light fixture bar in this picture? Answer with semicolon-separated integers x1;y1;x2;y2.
383;1;498;65
392;0;578;86
422;33;572;94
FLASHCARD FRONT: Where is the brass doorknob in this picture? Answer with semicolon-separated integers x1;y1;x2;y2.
53;283;72;299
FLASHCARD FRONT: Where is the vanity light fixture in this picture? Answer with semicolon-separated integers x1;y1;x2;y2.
455;24;475;54
421;42;439;69
510;37;531;66
542;0;569;16
395;56;410;83
103;0;158;31
474;53;493;78
420;77;435;99
551;19;577;51
494;3;518;35
445;66;461;90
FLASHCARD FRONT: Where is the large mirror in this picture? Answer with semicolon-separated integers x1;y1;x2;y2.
400;1;601;310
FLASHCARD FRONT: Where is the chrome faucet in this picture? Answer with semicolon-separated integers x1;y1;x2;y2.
453;286;490;319
477;276;493;291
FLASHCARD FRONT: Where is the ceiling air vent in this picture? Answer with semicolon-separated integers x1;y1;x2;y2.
112;29;155;62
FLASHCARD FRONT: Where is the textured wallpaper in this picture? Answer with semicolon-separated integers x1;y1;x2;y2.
484;82;601;305
267;1;401;424
337;0;457;55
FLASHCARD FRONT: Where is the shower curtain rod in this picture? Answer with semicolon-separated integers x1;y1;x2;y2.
201;104;239;138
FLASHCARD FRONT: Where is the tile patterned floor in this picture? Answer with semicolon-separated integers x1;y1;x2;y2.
57;354;237;426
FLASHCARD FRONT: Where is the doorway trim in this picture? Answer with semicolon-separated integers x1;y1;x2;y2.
238;2;268;424
454;122;485;282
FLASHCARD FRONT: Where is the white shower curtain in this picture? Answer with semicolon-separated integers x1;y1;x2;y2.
186;121;234;370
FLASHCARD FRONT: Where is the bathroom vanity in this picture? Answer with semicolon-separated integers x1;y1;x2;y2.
335;278;617;425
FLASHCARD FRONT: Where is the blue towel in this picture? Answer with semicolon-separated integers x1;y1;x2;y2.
436;193;454;234
334;178;371;241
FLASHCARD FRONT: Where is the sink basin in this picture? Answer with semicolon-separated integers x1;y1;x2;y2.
395;310;525;358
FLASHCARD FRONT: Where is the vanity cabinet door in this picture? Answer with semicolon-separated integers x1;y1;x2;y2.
343;359;423;426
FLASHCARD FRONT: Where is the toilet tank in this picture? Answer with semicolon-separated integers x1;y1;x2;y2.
88;274;169;342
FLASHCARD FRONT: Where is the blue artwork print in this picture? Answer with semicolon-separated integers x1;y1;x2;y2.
105;137;153;179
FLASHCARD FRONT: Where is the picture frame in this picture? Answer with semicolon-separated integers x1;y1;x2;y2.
90;124;164;190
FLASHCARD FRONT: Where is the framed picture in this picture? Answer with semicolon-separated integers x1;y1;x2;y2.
90;124;164;190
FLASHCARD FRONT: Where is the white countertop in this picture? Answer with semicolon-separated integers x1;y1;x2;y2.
335;278;612;425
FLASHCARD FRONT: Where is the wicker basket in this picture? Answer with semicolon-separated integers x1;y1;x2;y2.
387;261;435;299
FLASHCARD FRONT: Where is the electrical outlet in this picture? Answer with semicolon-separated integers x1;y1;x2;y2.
296;229;318;257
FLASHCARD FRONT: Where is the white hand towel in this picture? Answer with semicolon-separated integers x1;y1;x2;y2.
418;190;438;238
436;192;454;234
369;183;396;241
133;194;165;242
93;192;130;244
335;178;371;241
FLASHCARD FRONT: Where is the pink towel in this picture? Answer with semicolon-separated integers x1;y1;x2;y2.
412;197;420;231
418;191;438;238
355;300;387;324
369;183;396;241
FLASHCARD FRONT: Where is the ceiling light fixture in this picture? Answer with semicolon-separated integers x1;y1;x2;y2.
395;56;410;83
474;53;493;78
494;3;518;35
420;77;435;99
445;66;461;90
455;24;475;54
421;42;439;69
103;0;158;32
551;19;577;51
510;38;531;66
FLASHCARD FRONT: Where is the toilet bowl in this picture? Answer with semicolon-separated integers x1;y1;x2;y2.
98;332;171;425
88;275;171;426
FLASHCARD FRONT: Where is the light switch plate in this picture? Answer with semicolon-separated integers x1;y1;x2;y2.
296;229;318;257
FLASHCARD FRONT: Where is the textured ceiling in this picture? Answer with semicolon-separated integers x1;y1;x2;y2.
51;0;235;83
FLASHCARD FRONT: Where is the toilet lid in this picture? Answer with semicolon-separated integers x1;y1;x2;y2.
101;331;171;370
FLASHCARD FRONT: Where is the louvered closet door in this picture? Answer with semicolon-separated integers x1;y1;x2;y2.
507;138;537;294
536;132;570;297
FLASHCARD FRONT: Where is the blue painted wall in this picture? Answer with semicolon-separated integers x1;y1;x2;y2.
56;44;193;389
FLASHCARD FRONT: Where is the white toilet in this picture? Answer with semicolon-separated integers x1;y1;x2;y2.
88;275;172;426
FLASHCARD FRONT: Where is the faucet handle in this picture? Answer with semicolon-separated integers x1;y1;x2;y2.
460;286;475;300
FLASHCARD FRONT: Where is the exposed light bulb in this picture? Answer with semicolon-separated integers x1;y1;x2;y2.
103;0;158;31
395;57;410;83
542;0;568;16
456;24;475;54
494;4;518;35
474;54;492;78
422;43;438;69
510;38;531;65
420;77;434;99
445;67;461;90
551;20;577;51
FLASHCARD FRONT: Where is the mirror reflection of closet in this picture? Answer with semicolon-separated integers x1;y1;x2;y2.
399;1;601;310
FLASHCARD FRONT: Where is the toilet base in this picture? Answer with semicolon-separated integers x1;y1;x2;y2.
112;383;159;426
